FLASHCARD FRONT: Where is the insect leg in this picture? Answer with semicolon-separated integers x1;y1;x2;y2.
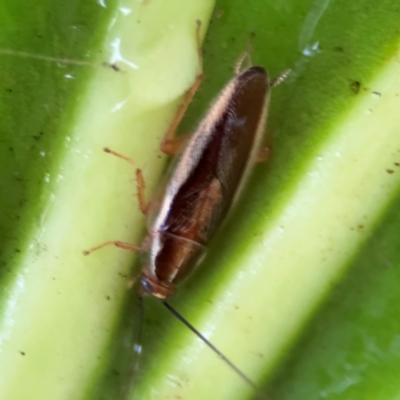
270;69;291;88
102;147;149;215
256;147;270;162
255;70;291;163
83;241;141;256
256;127;274;163
256;70;291;163
160;20;204;156
234;51;253;75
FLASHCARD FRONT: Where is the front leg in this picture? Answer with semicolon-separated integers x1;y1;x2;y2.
160;20;204;156
83;241;141;256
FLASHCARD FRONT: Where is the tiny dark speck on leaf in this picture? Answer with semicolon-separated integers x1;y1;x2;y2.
106;296;111;301
395;163;400;166
334;46;344;52
387;169;395;174
20;351;26;356
372;91;381;97
214;9;224;19
350;81;361;94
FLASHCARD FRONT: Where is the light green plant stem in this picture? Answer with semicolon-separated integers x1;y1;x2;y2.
0;1;214;400
1;1;400;400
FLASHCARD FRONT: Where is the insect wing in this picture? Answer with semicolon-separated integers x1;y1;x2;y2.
163;66;270;244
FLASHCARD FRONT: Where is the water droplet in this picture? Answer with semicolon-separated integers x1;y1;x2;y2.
109;38;138;70
302;42;320;56
119;6;132;15
111;99;128;112
134;344;142;354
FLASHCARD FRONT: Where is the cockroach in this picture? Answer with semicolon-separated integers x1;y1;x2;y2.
84;20;290;399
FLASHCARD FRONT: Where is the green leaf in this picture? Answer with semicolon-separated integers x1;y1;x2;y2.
1;0;400;400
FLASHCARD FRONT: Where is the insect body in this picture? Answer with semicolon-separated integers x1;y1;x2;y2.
85;63;288;296
142;65;273;298
84;21;290;397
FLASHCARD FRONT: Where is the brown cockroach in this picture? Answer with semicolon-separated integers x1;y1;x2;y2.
84;20;290;398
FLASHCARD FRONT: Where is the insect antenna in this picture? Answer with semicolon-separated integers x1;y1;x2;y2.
117;294;146;400
134;295;145;369
0;47;120;70
163;301;270;400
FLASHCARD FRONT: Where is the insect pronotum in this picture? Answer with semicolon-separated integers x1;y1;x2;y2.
84;20;290;399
